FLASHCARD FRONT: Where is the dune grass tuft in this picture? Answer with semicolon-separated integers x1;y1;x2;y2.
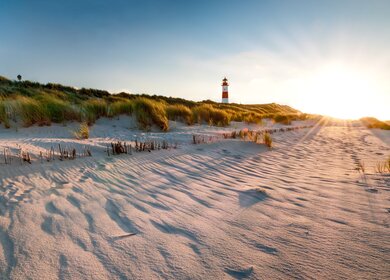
108;99;134;117
166;104;193;124
15;96;51;126
241;112;263;124
192;104;230;126
263;132;272;148
82;99;108;125
273;114;292;125
360;117;390;130
35;94;80;123
133;98;169;131
73;122;90;139
0;100;10;128
374;157;390;173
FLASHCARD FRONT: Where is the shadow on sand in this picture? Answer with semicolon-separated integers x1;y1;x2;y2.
238;189;268;208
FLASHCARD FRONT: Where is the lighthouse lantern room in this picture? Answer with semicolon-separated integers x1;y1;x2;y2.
221;77;229;103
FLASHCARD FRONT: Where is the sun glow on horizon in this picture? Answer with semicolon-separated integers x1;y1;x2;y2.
294;63;388;120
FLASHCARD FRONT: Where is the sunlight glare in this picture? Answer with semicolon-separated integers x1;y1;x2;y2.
298;63;384;120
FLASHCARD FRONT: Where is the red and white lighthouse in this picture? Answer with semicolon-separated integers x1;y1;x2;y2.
221;77;229;103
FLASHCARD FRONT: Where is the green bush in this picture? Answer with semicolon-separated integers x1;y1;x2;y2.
133;98;169;131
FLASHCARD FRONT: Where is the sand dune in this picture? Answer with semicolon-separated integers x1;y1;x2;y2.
0;121;389;279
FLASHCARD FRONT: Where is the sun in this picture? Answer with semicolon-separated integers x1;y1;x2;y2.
298;63;384;120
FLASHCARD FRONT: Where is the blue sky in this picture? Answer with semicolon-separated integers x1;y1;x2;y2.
1;0;389;118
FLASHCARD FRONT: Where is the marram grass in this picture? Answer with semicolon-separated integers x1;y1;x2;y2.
0;75;315;131
133;98;169;131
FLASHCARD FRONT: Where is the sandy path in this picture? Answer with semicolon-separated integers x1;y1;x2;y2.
0;126;389;279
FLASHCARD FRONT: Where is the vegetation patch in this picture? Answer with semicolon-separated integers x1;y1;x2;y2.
374;157;390;174
73;122;90;139
166;104;193;124
360;117;390;130
192;104;230;126
133;98;169;131
0;99;10;128
0;75;310;131
263;132;273;148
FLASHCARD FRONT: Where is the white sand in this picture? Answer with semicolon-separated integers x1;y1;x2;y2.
0;119;389;279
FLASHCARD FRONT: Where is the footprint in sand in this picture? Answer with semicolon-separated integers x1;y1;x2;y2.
254;243;278;255
45;201;64;216
225;266;254;279
72;186;84;194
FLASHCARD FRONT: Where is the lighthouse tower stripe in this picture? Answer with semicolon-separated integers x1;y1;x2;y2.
221;77;229;103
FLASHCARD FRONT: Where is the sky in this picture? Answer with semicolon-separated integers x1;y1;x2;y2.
1;0;389;119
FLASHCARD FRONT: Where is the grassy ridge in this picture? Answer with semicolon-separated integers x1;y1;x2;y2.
360;117;390;130
0;75;306;130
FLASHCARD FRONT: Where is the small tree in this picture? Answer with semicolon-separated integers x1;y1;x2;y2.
17;74;22;81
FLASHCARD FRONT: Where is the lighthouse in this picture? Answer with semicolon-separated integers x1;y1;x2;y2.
221;77;229;103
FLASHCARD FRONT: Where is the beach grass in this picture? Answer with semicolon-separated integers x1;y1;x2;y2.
360;117;390;130
108;99;134;117
166;104;193;124
263;132;273;148
192;104;231;126
0;75;311;131
133;98;169;131
374;157;390;173
0;99;10;128
73;122;90;139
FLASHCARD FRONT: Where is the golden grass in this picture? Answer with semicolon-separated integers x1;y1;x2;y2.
108;99;133;117
0;75;311;131
73;122;90;139
374;157;390;173
166;104;193;124
192;104;230;126
360;117;390;130
263;132;272;148
133;98;169;131
0;99;10;128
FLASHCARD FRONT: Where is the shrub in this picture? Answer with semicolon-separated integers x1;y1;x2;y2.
73;122;89;139
133;98;169;131
263;132;272;148
166;104;193;124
